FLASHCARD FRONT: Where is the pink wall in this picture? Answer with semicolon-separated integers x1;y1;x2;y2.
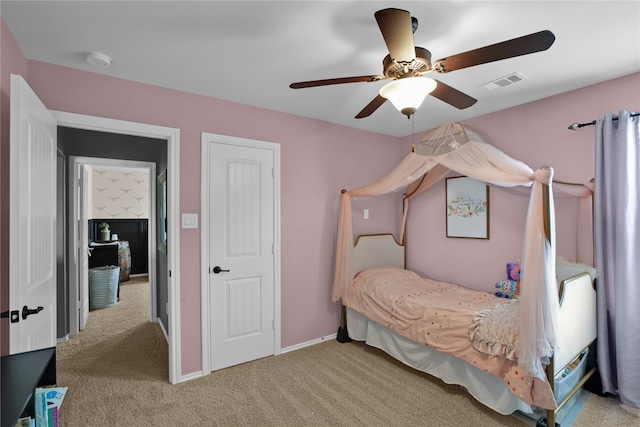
402;72;640;292
3;16;638;375
0;19;405;371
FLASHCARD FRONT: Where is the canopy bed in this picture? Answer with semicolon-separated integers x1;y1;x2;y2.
332;122;597;426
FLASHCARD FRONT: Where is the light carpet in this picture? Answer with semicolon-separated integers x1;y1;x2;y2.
56;278;640;426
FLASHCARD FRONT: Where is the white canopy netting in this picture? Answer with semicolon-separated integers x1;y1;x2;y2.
332;121;594;379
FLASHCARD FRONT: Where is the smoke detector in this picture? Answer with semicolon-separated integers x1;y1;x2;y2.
86;52;111;68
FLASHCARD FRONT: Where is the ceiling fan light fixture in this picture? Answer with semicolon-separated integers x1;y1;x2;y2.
379;77;437;118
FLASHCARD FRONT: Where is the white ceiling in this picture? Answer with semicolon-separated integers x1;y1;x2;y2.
2;1;639;137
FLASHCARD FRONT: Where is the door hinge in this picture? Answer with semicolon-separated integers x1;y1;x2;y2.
1;310;20;323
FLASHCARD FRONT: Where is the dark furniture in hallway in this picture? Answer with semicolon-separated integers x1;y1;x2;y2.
89;219;148;275
1;347;56;427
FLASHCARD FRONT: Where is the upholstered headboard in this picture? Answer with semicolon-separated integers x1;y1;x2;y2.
353;234;405;273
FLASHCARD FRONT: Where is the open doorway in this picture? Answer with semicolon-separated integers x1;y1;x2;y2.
54;111;181;384
69;157;157;333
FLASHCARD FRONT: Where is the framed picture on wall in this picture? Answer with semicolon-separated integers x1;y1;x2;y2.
446;176;489;239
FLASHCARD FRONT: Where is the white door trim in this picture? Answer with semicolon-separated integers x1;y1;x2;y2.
200;133;281;376
52;111;182;384
78;163;90;331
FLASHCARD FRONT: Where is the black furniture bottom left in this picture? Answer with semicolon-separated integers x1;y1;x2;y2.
1;347;56;427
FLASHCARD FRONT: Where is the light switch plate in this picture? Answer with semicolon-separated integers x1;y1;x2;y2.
182;213;198;229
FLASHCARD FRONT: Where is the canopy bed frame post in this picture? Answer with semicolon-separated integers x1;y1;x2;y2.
540;178;597;427
539;180;598;427
337;305;352;343
542;182;551;240
336;188;352;343
540;181;559;427
542;362;558;427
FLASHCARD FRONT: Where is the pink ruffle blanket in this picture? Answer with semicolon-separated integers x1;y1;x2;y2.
345;266;556;410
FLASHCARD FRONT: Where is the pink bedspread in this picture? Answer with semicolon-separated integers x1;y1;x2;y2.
345;266;556;410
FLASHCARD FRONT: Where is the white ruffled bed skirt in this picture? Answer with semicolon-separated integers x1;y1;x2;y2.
346;307;533;416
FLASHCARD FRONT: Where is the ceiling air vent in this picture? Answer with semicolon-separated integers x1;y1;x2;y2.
479;72;528;90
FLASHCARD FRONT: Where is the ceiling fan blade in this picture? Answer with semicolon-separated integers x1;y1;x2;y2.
430;80;477;109
290;75;384;89
433;30;556;73
355;95;387;119
375;8;416;63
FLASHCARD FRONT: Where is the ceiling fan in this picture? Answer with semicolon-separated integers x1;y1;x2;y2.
289;8;555;119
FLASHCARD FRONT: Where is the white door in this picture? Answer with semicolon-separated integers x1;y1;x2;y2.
209;141;275;371
9;74;57;354
78;164;90;330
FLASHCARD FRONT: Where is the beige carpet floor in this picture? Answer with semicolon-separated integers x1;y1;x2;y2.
56;277;640;426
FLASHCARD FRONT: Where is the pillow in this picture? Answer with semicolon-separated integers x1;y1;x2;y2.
495;279;519;299
556;257;598;281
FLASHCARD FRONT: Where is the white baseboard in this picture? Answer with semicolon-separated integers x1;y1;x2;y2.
179;370;204;383
177;333;338;384
280;333;337;354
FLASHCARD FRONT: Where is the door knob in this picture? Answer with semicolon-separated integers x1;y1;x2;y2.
22;305;44;320
212;266;229;274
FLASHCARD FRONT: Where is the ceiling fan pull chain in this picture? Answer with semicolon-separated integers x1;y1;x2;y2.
411;114;415;147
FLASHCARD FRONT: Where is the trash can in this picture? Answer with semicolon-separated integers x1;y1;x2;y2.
89;265;120;310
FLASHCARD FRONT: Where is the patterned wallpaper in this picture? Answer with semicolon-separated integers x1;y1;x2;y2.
91;167;149;219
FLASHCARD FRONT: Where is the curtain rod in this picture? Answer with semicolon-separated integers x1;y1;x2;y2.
568;112;640;131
